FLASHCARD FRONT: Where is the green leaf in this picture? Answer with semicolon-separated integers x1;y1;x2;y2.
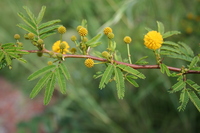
169;80;186;93
157;21;165;35
0;52;4;62
117;64;146;79
86;34;102;46
17;23;37;35
38;20;61;29
114;67;125;99
23;6;37;25
59;63;70;80
162;41;179;47
178;42;194;57
5;54;12;66
99;64;114;89
126;75;139;87
17;12;36;30
145;27;153;32
16;58;27;63
36;6;46;24
30;71;52;99
44;73;56;105
163;31;181;38
40;32;57;39
177;89;189;111
163;53;193;62
90;42;102;48
135;56;149;65
190;67;200;71
39;25;61;35
187;90;200;112
160;46;180;54
160;63;171;76
189;56;199;69
186;79;200;91
28;65;56;81
2;43;15;48
55;67;67;94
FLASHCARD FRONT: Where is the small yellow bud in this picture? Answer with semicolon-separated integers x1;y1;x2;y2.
82;37;88;42
57;53;63;58
37;52;43;57
104;27;112;35
37;39;44;45
49;51;54;56
78;27;88;36
28;33;35;40
107;32;114;39
58;26;66;34
47;61;53;65
17;42;23;47
70;48;77;54
60;42;66;49
124;36;132;44
14;34;20;40
71;35;77;41
102;51;110;58
84;58;94;68
76;25;83;31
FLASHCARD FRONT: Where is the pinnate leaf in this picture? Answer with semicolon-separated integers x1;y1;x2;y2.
28;65;56;81
44;73;56;105
30;71;52;99
99;64;114;89
114;67;125;99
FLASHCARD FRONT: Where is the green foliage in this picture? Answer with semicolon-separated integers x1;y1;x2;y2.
99;64;114;89
114;66;125;99
169;80;186;93
177;89;189;111
17;6;61;40
187;90;200;112
0;43;28;69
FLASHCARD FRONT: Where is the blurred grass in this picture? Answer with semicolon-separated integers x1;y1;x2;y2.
0;0;200;132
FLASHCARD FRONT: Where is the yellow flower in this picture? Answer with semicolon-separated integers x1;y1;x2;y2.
104;27;112;35
58;26;66;34
124;36;132;44
78;27;88;36
52;40;70;54
144;31;163;50
84;58;94;68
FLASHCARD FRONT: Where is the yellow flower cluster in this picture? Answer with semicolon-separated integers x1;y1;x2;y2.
52;40;70;54
144;31;163;50
123;36;132;44
103;27;112;35
58;26;67;34
78;27;88;36
84;58;94;68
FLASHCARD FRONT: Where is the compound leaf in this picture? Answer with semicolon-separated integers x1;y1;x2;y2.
187;90;200;112
44;73;56;105
163;31;181;38
126;75;139;87
117;64;145;79
114;67;125;99
30;71;52;99
177;89;189;111
169;80;186;93
55;67;67;94
157;21;165;35
36;6;46;24
99;64;114;89
28;65;56;81
59;63;70;80
86;34;102;46
38;20;61;30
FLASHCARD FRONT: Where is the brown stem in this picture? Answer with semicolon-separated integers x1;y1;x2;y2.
22;49;200;74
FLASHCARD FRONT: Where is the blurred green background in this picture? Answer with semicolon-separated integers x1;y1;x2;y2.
0;0;200;132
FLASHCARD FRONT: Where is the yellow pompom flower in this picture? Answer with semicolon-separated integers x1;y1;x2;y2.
144;31;163;50
58;26;66;34
78;27;88;36
124;36;132;44
52;40;70;54
84;58;94;68
104;27;112;35
107;32;114;39
14;34;20;40
76;25;83;31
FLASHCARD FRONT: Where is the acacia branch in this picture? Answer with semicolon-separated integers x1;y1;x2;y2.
22;49;200;74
